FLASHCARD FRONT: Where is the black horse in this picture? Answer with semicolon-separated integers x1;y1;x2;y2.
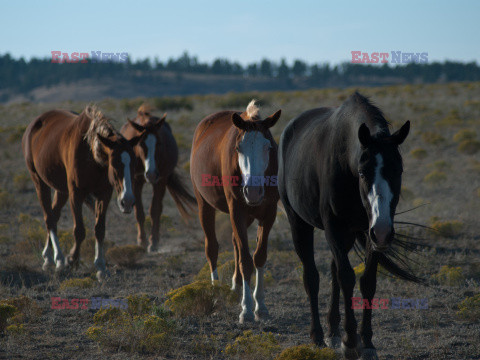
278;92;419;360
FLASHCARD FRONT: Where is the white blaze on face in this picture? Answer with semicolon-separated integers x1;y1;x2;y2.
367;154;393;241
144;134;157;176
121;152;134;202
237;131;271;181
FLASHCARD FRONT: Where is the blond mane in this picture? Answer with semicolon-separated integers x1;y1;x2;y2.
84;105;116;165
246;99;260;119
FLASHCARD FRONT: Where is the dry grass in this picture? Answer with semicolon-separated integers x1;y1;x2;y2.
224;330;281;360
275;345;339;360
106;244;145;268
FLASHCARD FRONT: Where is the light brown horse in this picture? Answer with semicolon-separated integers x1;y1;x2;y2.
190;100;281;323
22;106;143;280
120;104;196;252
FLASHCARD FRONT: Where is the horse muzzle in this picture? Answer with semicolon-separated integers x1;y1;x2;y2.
369;223;394;252
117;195;135;214
145;169;160;184
242;185;265;206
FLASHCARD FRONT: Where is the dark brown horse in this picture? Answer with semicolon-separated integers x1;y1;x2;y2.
22;106;143;280
190;100;281;323
121;104;196;252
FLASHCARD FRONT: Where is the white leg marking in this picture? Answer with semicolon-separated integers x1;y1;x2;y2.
144;134;157;176
121;152;133;199
94;240;106;281
367;154;393;242
253;267;268;319
42;234;54;270
211;268;219;283
239;279;255;323
49;230;65;269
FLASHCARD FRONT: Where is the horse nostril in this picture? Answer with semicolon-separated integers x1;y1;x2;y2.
120;200;125;208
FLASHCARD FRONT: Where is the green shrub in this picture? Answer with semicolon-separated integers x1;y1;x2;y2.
165;280;237;317
59;277;95;290
429;160;450;170
13;172;31;192
423;170;447;184
436;109;463;126
224;330;281;360
0;304;17;332
421;132;445;145
453;129;477;142
431;220;463;238
106;244;145;268
275;344;339;360
458;139;480;155
152;96;193;111
86;295;175;353
410;148;427;159
457;294;480;321
431;265;464;286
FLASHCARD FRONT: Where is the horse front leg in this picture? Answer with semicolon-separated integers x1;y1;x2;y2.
253;207;276;321
360;247;379;360
148;178;167;253
229;204;254;324
325;258;342;348
326;226;361;359
93;190;112;281
67;190;86;268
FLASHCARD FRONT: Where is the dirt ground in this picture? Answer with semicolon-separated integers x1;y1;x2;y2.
0;83;479;359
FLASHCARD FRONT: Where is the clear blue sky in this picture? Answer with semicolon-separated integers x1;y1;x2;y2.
1;0;478;65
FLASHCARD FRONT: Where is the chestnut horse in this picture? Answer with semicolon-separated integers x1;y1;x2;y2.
120;104;196;252
22;106;143;280
190;100;281;323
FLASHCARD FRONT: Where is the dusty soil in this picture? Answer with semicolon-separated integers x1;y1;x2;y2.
0;83;479;359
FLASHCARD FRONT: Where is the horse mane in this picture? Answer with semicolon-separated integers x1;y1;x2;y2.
138;102;153;115
83;105;117;165
245;99;260;120
348;92;390;136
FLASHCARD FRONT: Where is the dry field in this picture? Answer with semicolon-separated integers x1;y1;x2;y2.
0;82;479;359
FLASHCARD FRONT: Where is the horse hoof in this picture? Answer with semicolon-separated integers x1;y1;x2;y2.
96;270;106;282
147;244;158;253
361;348;378;360
341;336;363;360
42;261;55;271
254;307;269;321
325;336;341;349
239;311;255;324
55;259;66;272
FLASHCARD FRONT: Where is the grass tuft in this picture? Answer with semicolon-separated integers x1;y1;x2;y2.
457;294;480;321
224;330;281;360
431;265;465;286
275;344;339;360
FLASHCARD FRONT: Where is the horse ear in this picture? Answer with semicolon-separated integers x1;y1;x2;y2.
155;113;166;128
127;118;146;133
358;123;371;148
391;120;410;145
97;134;116;149
232;113;248;130
262;110;281;128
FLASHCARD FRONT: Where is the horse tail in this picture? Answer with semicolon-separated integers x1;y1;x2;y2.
355;232;426;284
166;169;197;221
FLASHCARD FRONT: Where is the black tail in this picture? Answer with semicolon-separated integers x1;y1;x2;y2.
355;232;426;284
166;170;197;221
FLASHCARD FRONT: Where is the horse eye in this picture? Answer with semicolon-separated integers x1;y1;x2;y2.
359;172;365;179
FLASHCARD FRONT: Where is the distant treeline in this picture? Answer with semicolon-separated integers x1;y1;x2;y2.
1;51;480;94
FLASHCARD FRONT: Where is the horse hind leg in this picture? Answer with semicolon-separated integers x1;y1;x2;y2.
148;179;167;253
194;188;219;282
